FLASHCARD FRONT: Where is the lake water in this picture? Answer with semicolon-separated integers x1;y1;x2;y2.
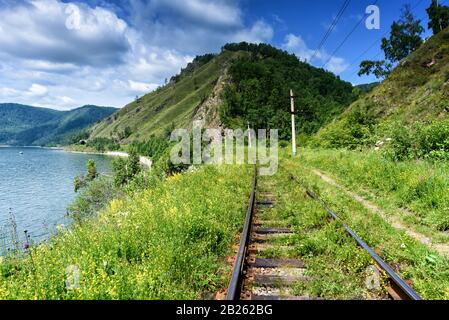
0;147;111;249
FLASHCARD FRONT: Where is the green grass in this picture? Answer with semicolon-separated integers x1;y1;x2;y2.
90;51;236;142
0;165;251;299
297;148;449;237
281;152;449;299
256;168;382;300
314;27;449;149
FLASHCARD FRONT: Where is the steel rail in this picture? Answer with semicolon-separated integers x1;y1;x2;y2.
290;173;422;301
226;165;257;300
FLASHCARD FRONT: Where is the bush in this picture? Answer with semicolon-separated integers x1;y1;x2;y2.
68;177;120;223
112;150;142;187
128;136;169;163
86;138;120;152
383;120;449;161
0;165;252;299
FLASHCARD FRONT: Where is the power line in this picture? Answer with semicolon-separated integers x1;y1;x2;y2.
347;0;427;71
310;0;352;62
322;0;380;68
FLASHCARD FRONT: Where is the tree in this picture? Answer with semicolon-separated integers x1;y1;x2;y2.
74;159;98;192
86;159;98;181
112;150;141;186
427;0;449;34
358;60;392;78
359;5;424;79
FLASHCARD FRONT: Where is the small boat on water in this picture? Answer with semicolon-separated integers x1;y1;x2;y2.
19;151;23;154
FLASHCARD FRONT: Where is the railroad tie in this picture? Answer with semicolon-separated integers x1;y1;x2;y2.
249;258;305;269
252;274;309;286
254;227;293;235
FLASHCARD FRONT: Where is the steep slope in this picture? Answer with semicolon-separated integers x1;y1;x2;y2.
90;52;235;142
90;43;357;143
0;104;116;146
314;27;449;148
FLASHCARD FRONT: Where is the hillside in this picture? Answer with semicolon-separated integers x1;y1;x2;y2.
89;52;233;142
314;27;449;149
89;43;357;144
0;104;117;146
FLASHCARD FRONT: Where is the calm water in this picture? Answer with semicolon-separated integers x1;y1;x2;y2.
0;147;111;245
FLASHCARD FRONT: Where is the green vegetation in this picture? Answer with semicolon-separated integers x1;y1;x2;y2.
315;26;449;150
281;154;449;299
90;43;357;145
111;150;141;187
427;0;449;35
74;159;99;192
69;177;121;223
0;104;116;146
383;119;449;161
354;82;380;95
220;43;356;138
90;52;232;141
128;136;169;163
0;165;252;299
297;148;449;234
359;5;424;78
256;170;377;299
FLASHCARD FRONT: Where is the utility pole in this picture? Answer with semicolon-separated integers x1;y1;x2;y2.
247;121;252;148
290;89;297;157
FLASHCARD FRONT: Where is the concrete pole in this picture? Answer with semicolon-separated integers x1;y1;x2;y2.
290;89;297;157
247;121;252;148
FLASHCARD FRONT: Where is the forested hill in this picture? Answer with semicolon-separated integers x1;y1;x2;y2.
89;42;358;144
0;103;117;146
220;43;357;139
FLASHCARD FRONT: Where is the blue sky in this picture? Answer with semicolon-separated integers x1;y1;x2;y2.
0;0;439;109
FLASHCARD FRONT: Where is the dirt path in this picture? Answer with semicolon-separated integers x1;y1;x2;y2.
311;169;449;258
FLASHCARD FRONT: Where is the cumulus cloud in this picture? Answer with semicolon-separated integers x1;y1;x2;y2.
282;33;349;74
0;0;275;110
127;0;273;53
0;0;130;67
26;84;48;97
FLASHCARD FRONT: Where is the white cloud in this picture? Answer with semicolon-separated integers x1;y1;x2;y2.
282;33;348;74
128;80;158;93
0;0;275;110
26;84;48;97
0;87;19;97
0;0;130;67
149;0;243;28
232;20;274;44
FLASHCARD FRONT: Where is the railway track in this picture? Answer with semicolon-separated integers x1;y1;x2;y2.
225;166;422;301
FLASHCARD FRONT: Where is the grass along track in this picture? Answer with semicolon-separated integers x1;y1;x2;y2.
298;148;449;242
228;163;424;300
310;168;449;257
282;155;449;299
0;165;253;300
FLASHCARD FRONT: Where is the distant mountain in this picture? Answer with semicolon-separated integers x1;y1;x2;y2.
0;103;117;146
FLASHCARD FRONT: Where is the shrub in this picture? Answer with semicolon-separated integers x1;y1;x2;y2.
383;120;449;161
68;177;120;223
86;137;120;152
112;150;142;187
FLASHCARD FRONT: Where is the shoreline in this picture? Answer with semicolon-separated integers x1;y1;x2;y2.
64;148;153;168
0;145;153;168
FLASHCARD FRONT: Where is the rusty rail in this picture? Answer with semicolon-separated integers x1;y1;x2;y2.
226;166;257;300
289;172;422;301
